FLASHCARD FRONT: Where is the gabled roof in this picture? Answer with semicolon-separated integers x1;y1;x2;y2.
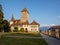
30;20;40;26
11;20;29;26
10;20;40;26
48;26;60;30
51;26;60;29
21;8;29;13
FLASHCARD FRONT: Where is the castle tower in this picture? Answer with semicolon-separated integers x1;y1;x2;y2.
20;8;29;23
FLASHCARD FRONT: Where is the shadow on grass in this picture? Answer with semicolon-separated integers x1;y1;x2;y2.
0;37;48;45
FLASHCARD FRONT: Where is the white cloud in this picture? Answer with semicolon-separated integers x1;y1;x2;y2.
41;24;56;27
40;24;49;27
49;24;56;26
58;16;60;18
43;24;49;27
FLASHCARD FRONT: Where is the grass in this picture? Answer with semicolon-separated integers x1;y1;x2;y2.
0;37;48;45
1;32;41;37
0;32;48;45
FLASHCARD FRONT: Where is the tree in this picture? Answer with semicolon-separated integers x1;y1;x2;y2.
0;4;3;11
3;20;10;32
0;4;4;32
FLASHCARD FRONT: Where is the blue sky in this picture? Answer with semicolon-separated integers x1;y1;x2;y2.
0;0;60;26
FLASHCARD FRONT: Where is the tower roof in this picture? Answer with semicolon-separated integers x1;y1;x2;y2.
21;8;29;13
11;14;15;21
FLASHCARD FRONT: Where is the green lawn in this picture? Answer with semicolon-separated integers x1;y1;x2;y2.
1;32;41;37
0;37;48;45
0;32;48;45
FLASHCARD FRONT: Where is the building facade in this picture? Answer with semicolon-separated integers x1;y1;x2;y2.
43;26;60;39
9;8;40;32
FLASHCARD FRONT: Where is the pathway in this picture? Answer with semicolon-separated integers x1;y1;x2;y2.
2;36;42;39
41;33;60;45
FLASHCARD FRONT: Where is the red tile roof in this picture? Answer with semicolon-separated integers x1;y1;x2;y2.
21;8;29;13
11;20;29;26
51;26;60;29
10;20;40;26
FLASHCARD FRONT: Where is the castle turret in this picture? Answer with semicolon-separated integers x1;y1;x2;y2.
10;14;15;26
11;14;15;21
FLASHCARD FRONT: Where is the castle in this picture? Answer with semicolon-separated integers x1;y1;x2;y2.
9;8;40;32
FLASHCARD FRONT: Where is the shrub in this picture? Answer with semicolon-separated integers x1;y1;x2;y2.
20;28;24;32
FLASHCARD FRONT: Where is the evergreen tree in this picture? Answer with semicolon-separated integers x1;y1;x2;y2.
0;4;3;11
0;4;4;32
3;20;10;32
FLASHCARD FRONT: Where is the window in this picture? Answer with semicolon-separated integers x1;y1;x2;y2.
31;26;37;28
14;27;18;32
14;27;18;30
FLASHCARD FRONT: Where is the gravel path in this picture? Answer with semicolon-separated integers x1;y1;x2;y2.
41;33;60;45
